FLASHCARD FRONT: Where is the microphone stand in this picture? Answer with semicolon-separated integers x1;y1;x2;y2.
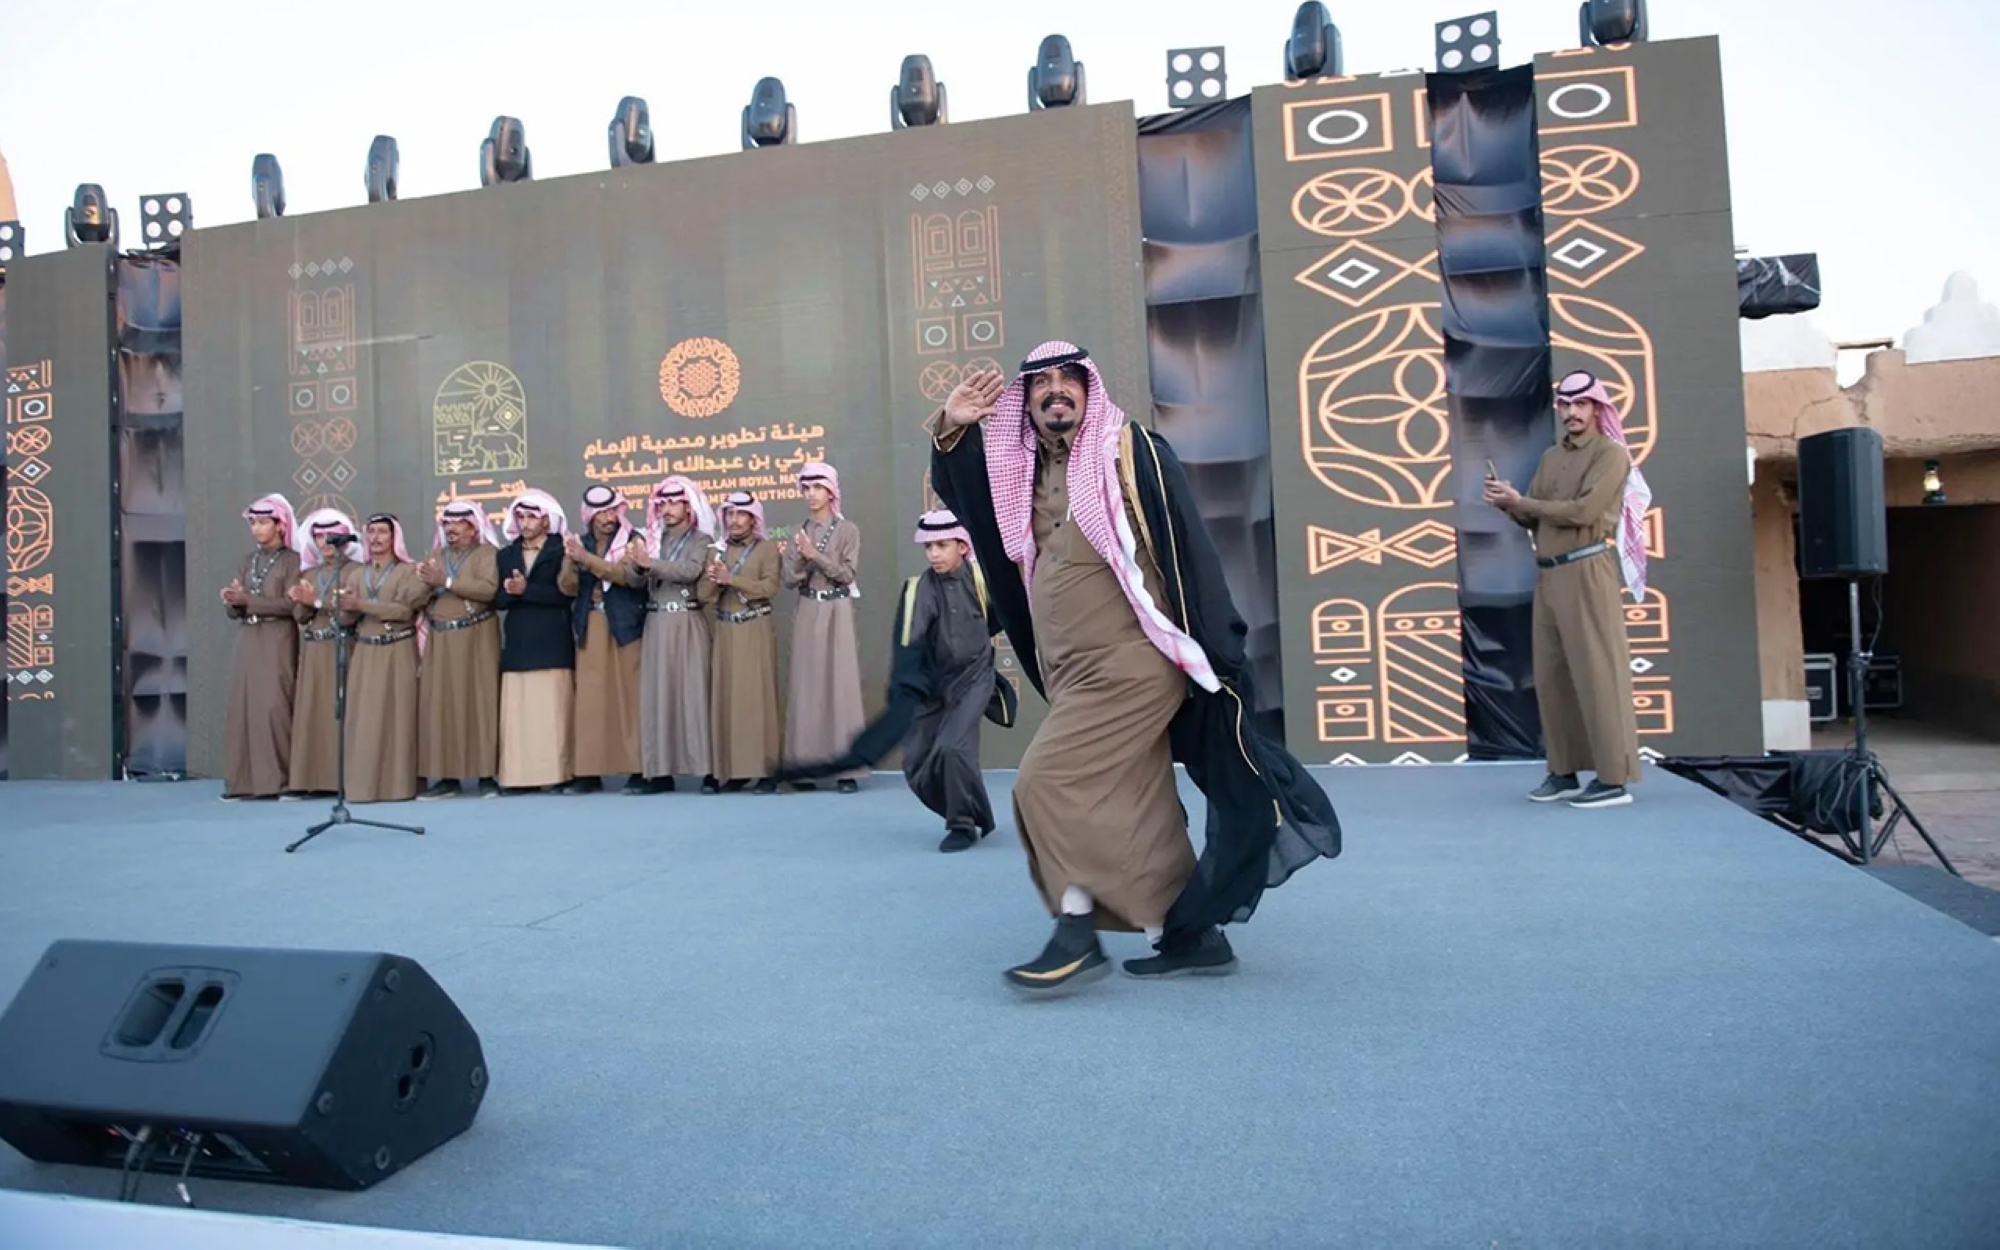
289;552;426;852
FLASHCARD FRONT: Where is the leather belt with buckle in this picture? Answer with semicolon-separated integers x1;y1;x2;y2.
646;601;692;614
801;587;852;602
1536;540;1610;569
717;604;773;624
354;628;416;646
301;625;352;643
426;609;495;632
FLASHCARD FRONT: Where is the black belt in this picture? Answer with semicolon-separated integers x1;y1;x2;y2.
354;628;417;646
301;625;352;643
800;586;852;602
1536;540;1610;569
646;600;695;614
717;604;772;624
426;609;495;632
238;613;285;625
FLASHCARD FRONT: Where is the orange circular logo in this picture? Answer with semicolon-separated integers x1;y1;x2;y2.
658;337;741;418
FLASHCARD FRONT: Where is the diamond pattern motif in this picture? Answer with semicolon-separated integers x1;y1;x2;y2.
1543;219;1643;289
1308;520;1458;573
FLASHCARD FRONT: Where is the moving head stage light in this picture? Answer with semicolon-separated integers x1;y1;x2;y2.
743;78;797;149
65;184;118;249
892;55;947;129
1285;1;1344;81
610;96;656;166
367;136;400;203
480;117;532;186
251;155;285;219
1580;0;1649;46
1029;35;1086;110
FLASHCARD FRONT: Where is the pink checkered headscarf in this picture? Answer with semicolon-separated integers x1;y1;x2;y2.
298;508;356;571
796;461;841;518
984;341;1218;693
578;484;637;563
719;491;767;542
1556;370;1650;599
242;493;302;557
432;499;501;552
647;477;717;556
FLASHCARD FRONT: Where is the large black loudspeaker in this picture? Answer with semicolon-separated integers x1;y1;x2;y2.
0;941;487;1191
1797;427;1889;579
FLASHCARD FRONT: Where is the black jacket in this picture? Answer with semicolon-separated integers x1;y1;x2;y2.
931;417;1341;943
569;532;648;648
494;539;574;672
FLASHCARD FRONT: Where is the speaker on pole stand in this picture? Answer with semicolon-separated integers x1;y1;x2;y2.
288;533;424;853
1795;427;1956;874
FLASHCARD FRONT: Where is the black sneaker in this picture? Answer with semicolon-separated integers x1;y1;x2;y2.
700;776;721;795
476;778;500;798
837;779;859;794
1570;780;1632;808
1004;914;1110;997
752;778;778;795
417;780;460;801
1527;772;1583;802
559;776;603;795
1123;927;1238;980
938;826;978;853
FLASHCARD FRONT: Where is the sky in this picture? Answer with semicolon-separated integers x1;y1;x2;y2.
0;0;1991;347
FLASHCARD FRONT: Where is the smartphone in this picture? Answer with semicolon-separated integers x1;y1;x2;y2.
1484;459;1499;481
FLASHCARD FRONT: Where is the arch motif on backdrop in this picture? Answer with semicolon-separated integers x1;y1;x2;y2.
1298;302;1450;509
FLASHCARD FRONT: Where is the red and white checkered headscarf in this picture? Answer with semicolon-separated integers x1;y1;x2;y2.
719;491;767;542
578;484;637;564
647;476;717;556
242;493;302;557
796;461;841;519
432;499;501;552
1557;370;1650;599
984;341;1218;693
298;508;356;571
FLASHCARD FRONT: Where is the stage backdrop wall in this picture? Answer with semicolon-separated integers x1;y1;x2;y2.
4;243;122;778
1255;36;1762;764
184;103;1149;778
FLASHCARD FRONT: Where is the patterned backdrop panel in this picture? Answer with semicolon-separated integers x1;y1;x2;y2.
1254;36;1761;765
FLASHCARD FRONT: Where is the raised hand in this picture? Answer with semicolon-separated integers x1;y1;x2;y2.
416;559;448;587
563;534;588;562
287;579;317;606
942;367;1006;430
504;569;528;596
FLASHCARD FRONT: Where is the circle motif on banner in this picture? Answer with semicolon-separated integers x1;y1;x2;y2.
6;485;55;573
658;337;742;419
1547;83;1613;120
1540;145;1639;216
1297;302;1450;510
919;362;962;403
9;426;52;457
1291;168;1411;238
323;418;358;454
291;422;325;457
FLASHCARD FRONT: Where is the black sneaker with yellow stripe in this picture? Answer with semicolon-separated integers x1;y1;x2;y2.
1003;913;1110;997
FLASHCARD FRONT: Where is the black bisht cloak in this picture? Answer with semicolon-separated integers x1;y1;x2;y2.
774;567;1018;782
931;418;1341;941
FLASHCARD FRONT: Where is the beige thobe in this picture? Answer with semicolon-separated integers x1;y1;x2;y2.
339;559;427;803
780;517;867;779
1507;427;1642;786
709;538;783;782
638;525;715;778
289;561;350;794
222;545;301;797
417;543;501;781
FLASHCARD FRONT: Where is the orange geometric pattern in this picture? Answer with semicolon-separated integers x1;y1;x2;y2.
5;358;58;703
1540;145;1640;216
1308;520;1457;572
658;338;741;419
1299;302;1451;510
1378;582;1465;744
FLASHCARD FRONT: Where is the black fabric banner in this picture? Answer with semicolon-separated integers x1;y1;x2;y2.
116;253;186;776
1136;98;1285;735
1427;66;1552;760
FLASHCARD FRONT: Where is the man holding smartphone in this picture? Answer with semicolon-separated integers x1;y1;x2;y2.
1482;370;1649;808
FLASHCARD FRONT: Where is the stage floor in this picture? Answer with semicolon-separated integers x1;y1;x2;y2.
2;765;1998;1248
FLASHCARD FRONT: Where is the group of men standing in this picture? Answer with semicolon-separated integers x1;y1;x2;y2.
219;465;872;805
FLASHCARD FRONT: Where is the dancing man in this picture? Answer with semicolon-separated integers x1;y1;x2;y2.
929;341;1341;995
287;509;357;797
780;461;867;793
777;508;1012;851
706;491;783;794
628;477;717;793
338;513;428;803
563;485;647;793
416;500;503;800
1483;368;1648;808
493;490;577;794
220;493;303;800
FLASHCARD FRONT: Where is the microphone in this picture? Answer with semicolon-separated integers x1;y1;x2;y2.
328;532;359;546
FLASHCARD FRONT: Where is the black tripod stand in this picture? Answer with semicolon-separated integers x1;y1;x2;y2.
1828;578;1956;876
288;579;424;852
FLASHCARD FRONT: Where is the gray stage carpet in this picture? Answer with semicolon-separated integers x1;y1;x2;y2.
2;765;1997;1248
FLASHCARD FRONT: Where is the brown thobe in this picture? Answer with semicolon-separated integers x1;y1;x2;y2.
709;537;783;782
561;551;642;778
222;545;301;797
339;559;427;803
417;543;501;782
1012;431;1195;933
289;561;350;794
1507;426;1642;787
780;517;867;780
639;524;715;778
